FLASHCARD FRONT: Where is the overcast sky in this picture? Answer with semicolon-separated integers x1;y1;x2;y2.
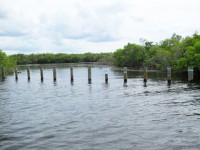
0;0;200;54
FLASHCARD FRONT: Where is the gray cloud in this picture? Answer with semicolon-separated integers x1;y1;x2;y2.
87;34;118;42
0;23;28;37
0;29;26;37
0;9;7;19
0;0;200;54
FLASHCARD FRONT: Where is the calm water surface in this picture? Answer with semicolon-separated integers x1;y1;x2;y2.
0;66;200;150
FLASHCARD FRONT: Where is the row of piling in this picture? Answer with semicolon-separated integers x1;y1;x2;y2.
12;67;104;84
1;66;195;85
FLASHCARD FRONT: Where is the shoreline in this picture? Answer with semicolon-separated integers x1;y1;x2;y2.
17;62;163;73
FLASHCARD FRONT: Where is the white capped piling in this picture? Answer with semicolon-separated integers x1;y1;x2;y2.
124;67;127;84
105;74;108;83
167;67;171;85
53;66;56;82
15;68;18;80
27;67;30;81
40;67;44;81
1;67;5;80
88;67;92;84
188;66;194;81
70;67;74;82
144;67;147;85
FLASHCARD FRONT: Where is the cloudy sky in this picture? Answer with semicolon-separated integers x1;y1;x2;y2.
0;0;200;54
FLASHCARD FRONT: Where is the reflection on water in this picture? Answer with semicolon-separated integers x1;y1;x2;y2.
0;66;200;150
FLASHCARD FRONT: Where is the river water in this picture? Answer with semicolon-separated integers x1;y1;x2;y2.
0;66;200;150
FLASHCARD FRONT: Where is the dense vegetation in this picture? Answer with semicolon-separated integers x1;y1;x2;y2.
0;50;16;76
1;33;200;76
113;33;200;72
10;52;114;65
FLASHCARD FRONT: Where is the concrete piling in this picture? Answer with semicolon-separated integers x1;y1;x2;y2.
40;67;44;81
167;67;171;85
88;67;92;84
70;67;74;82
144;67;147;86
124;67;127;84
53;66;56;82
188;66;194;82
105;74;108;83
27;67;30;81
15;68;18;80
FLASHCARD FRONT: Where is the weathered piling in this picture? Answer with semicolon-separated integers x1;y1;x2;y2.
188;66;193;82
70;67;74;82
15;68;18;80
1;67;5;80
27;67;30;80
124;67;127;84
167;67;171;85
143;67;147;86
105;74;108;83
40;67;44;81
88;67;92;84
53;66;56;81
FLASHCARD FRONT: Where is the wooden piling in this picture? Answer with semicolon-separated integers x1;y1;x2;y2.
143;67;147;85
53;66;56;82
88;67;92;84
167;67;171;85
1;67;5;80
27;67;30;80
188;66;193;82
124;67;127;84
40;67;44;81
105;74;108;83
15;68;18;80
70;67;74;82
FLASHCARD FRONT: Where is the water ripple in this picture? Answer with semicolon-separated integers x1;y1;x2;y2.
1;67;200;150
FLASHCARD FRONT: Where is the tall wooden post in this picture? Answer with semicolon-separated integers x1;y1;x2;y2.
53;66;56;82
70;67;74;82
27;67;30;81
167;67;171;85
144;67;147;86
40;67;44;81
15;68;18;80
124;67;127;84
88;67;92;84
188;66;193;82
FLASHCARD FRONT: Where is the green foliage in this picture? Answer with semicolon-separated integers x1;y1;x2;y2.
3;32;200;74
113;33;200;72
0;50;16;76
113;43;145;67
10;52;114;65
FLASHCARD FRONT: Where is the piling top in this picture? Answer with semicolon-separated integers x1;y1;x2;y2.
188;66;193;71
124;67;127;73
167;67;171;70
167;67;171;74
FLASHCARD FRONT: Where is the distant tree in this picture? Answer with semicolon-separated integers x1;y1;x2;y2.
0;50;16;76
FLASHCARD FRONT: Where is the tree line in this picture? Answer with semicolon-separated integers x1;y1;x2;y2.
113;33;200;72
1;33;200;77
10;52;114;65
0;50;16;76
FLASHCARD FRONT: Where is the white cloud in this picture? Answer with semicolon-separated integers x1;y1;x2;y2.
0;0;200;54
